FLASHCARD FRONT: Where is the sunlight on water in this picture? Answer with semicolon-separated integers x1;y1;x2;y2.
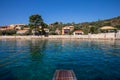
0;39;120;80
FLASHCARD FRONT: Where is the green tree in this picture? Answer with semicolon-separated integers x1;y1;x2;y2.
89;26;99;34
115;25;120;29
29;14;43;34
29;14;43;26
49;22;63;35
0;30;2;35
89;26;95;34
41;22;48;29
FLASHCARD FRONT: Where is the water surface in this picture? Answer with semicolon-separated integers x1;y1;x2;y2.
0;39;120;80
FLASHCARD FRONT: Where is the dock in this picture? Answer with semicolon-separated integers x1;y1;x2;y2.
53;70;77;80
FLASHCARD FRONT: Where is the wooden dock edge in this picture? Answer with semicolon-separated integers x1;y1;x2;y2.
53;70;77;80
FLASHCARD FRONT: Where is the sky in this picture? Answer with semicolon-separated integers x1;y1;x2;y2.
0;0;120;26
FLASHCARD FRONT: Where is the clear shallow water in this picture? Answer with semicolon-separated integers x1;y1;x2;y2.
0;39;120;80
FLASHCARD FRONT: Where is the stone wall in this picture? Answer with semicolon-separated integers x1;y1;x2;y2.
0;33;120;40
89;33;116;39
116;30;120;39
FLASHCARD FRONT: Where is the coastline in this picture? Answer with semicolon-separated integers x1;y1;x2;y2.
0;33;120;40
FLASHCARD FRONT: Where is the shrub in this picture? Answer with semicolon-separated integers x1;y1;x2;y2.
1;30;17;35
49;31;57;35
6;30;16;35
0;30;2;35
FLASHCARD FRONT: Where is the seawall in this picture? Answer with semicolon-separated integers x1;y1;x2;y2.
0;33;120;40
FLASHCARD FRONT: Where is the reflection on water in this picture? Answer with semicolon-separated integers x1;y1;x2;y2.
29;40;48;61
0;39;120;80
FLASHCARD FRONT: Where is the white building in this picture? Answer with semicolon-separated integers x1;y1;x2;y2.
73;30;84;35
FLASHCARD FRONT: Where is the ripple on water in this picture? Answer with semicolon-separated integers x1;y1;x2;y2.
0;39;120;80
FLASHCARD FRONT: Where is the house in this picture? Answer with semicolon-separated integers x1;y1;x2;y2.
117;30;120;33
23;28;30;30
16;30;29;35
55;28;61;35
15;26;22;30
0;26;13;30
10;24;26;30
44;28;49;33
62;26;74;35
0;24;26;31
0;26;7;31
73;30;84;35
100;26;117;33
31;28;49;35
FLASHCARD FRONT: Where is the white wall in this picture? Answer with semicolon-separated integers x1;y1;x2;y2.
0;32;120;40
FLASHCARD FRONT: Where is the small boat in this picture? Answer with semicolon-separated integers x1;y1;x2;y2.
53;70;77;80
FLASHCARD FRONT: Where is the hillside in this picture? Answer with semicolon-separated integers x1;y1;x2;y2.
90;16;120;28
73;16;120;34
48;16;120;35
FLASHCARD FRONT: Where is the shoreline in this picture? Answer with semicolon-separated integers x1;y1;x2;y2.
0;34;120;40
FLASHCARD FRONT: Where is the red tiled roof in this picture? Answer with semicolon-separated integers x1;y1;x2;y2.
24;28;30;30
17;30;28;33
0;26;13;30
74;30;83;33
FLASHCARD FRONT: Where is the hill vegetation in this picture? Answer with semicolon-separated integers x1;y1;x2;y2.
48;16;120;34
0;15;120;35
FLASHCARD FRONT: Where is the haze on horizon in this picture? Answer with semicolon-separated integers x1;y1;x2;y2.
0;0;120;26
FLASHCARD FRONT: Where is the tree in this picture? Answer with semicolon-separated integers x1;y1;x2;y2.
29;14;43;26
48;22;63;35
88;26;99;34
29;14;43;35
0;30;2;35
115;25;120;29
41;22;48;29
89;26;95;34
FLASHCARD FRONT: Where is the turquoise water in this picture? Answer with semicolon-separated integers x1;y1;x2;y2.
0;39;120;80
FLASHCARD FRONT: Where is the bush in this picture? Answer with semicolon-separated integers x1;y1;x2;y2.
0;30;2;35
6;30;16;35
0;30;17;35
24;30;31;35
2;30;6;35
49;31;57;35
